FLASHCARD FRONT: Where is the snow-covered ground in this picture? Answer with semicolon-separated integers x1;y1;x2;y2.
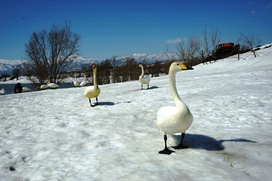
0;45;272;181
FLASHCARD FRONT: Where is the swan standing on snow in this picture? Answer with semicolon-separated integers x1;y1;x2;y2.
84;64;100;107
157;62;193;155
138;64;151;90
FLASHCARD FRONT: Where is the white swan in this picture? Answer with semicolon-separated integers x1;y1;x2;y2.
40;84;47;90
47;80;59;89
74;80;80;87
84;64;100;107
157;62;193;155
73;73;80;87
22;87;31;92
79;74;87;87
0;88;5;95
138;64;151;90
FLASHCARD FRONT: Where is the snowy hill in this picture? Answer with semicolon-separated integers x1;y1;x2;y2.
0;59;26;75
0;45;272;180
0;53;178;75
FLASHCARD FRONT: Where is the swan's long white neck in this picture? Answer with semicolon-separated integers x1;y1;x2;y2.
93;68;98;87
140;66;144;77
168;70;185;107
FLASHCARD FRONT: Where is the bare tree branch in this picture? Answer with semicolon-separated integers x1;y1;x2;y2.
238;33;261;57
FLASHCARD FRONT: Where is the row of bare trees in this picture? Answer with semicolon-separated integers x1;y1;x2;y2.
176;28;262;66
73;57;173;85
20;22;262;87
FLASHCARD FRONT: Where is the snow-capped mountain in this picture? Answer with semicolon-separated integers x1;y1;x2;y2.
0;59;26;75
0;53;179;74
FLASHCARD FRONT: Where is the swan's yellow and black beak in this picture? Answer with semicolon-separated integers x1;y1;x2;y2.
180;63;194;70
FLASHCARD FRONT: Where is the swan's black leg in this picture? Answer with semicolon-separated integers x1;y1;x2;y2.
141;84;143;90
159;135;175;155
173;133;188;149
147;84;149;90
89;99;93;106
90;97;99;107
95;97;99;105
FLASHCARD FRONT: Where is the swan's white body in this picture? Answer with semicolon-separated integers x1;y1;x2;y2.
138;64;150;89
157;62;193;154
0;88;5;95
84;65;100;106
79;80;87;87
74;80;80;87
22;87;31;92
47;81;59;89
157;105;192;134
73;74;80;87
40;84;47;90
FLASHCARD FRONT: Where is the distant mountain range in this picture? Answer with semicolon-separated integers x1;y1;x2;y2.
0;53;179;75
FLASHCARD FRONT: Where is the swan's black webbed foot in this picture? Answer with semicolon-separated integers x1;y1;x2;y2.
159;134;175;155
91;102;99;107
159;148;175;155
89;99;98;107
172;133;188;149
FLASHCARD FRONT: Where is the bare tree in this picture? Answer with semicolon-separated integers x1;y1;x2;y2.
177;36;200;67
201;28;210;64
238;33;261;57
97;59;112;84
23;22;80;84
199;28;222;63
163;44;178;62
11;65;22;80
120;57;138;81
0;73;10;81
109;56;122;83
210;28;221;61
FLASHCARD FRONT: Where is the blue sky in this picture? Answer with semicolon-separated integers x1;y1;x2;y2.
0;0;271;60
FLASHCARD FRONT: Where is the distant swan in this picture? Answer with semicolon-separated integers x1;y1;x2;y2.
79;74;87;87
47;80;59;89
84;64;100;107
138;63;150;90
74;80;80;87
40;84;47;90
0;88;5;95
157;62;193;155
73;74;80;87
22;87;31;92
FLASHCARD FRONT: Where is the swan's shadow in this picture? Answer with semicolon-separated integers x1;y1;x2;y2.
148;86;159;90
98;101;115;106
171;133;256;151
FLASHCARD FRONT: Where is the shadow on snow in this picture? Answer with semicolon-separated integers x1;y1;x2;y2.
171;133;256;151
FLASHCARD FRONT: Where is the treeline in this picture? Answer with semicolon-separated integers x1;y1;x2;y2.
63;57;174;85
